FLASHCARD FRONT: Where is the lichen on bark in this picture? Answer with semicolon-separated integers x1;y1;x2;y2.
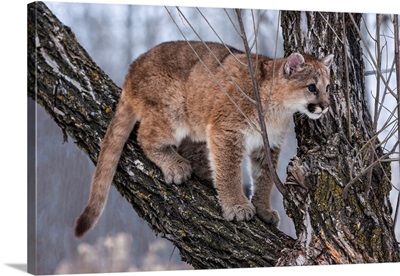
281;11;399;263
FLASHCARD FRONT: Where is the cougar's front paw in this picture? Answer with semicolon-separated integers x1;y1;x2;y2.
256;208;280;227
162;159;192;185
221;201;256;222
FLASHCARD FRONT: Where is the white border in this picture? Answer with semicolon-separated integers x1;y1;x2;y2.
1;0;399;275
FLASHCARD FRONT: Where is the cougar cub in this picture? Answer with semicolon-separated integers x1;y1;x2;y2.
75;41;333;238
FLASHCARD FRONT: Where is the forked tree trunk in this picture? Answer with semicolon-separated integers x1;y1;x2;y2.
27;2;399;271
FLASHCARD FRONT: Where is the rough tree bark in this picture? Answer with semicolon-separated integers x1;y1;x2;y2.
280;11;399;264
27;1;399;270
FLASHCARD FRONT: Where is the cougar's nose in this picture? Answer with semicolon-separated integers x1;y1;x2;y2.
321;102;329;113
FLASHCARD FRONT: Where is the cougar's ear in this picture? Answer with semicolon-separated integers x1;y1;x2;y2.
321;54;334;68
284;53;305;77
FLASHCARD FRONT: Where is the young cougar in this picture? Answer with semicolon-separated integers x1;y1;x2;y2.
75;41;333;238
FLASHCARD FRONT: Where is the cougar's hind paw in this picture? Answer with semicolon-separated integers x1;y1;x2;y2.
256;209;280;227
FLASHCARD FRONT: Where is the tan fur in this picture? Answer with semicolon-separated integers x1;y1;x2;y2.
75;41;333;237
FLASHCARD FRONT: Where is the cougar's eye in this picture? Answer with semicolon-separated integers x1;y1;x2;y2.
326;84;330;93
308;84;317;93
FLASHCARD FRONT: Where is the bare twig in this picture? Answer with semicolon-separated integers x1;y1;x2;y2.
343;141;399;199
164;6;259;132
175;7;257;105
345;14;400;203
265;11;281;117
249;10;259;51
223;8;241;37
318;12;344;44
374;14;382;131
393;14;400;228
195;7;247;66
349;13;398;99
376;59;396;118
365;13;383;198
235;9;287;197
349;107;399;192
365;68;396;76
342;13;352;143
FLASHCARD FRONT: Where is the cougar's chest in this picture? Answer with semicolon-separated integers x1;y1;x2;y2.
243;117;290;153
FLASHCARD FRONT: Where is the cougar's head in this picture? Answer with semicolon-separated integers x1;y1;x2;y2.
282;52;334;120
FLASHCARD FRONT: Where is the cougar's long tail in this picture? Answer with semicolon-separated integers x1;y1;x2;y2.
75;95;137;238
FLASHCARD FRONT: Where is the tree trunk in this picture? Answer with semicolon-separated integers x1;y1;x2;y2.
27;2;399;270
280;11;399;264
